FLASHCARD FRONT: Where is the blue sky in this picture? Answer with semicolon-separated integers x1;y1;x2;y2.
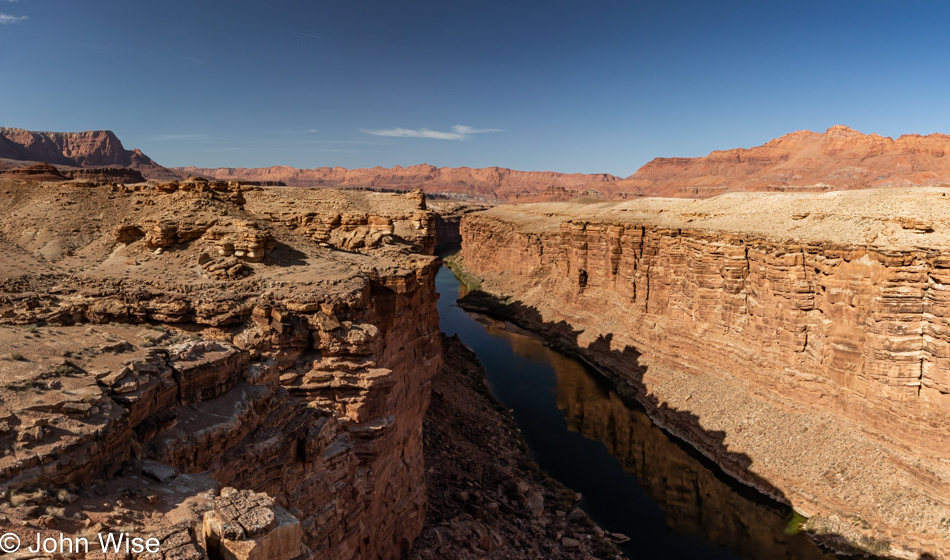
2;0;950;175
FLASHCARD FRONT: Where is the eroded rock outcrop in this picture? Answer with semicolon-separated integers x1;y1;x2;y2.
457;188;950;558
0;178;441;559
204;488;309;560
0;163;68;182
63;166;147;184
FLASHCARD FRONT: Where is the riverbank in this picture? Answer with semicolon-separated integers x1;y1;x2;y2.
407;334;626;560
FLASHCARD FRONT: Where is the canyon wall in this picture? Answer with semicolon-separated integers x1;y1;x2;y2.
0;179;441;559
427;200;491;251
458;189;950;559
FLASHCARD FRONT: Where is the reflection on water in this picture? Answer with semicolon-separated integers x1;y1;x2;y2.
437;263;841;560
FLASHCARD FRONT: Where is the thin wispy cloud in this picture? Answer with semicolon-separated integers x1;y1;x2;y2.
0;13;27;24
363;124;501;141
279;129;321;134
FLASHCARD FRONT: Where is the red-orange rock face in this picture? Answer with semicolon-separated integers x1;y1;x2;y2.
177;163;621;203
14;125;950;204
614;125;950;198
458;190;950;558
180;125;950;202
0;127;178;181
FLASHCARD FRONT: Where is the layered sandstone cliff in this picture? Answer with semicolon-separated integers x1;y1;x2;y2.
426;200;491;251
0;162;147;184
457;189;950;558
0;162;68;182
0;178;441;559
614;125;950;198
0;128;178;181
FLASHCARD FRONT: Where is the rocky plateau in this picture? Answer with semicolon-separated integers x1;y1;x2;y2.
615;125;950;199
0;176;444;559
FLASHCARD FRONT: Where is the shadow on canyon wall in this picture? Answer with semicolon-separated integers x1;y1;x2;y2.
457;287;879;559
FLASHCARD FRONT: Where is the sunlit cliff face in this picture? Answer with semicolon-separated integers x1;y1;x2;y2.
458;191;950;557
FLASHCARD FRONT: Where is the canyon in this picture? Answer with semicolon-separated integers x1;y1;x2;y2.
0;172;621;560
455;189;950;559
9;123;950;558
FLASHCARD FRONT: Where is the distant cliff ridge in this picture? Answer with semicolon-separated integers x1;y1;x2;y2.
177;163;621;203
181;125;950;201
0;127;179;181
615;125;950;198
10;125;950;200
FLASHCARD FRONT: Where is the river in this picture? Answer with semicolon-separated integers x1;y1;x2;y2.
435;261;845;560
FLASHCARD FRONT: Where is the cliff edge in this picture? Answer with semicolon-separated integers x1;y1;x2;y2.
0;178;440;559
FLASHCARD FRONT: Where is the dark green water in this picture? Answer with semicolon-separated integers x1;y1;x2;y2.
436;262;845;560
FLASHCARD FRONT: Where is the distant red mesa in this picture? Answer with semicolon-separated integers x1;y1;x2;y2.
176;125;950;200
7;125;950;202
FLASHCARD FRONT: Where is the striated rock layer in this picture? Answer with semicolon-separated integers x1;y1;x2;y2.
177;164;620;203
0;127;179;181
0;178;441;559
614;125;950;199
457;189;950;559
